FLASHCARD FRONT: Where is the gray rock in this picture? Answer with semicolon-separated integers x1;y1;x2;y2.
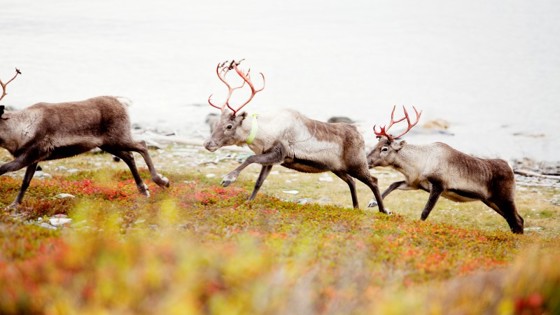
327;116;354;124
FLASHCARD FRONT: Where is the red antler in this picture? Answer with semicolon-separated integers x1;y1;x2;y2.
0;68;22;102
207;59;265;116
226;63;265;115
208;60;246;110
373;105;422;140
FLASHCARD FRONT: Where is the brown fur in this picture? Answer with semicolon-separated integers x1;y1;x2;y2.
0;96;169;208
367;137;524;234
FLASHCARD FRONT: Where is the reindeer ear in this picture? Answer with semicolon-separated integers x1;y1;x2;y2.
0;105;4;119
235;111;248;121
391;140;406;151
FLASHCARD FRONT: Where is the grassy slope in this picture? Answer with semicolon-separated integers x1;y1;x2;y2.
0;145;559;314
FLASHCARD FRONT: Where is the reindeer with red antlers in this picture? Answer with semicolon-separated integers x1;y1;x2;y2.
367;106;524;234
204;60;389;212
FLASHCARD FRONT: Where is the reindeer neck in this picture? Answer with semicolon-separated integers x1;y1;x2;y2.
0;110;38;154
392;143;426;176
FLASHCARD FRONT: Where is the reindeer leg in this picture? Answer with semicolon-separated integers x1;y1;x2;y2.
119;141;169;188
0;152;44;209
483;198;524;234
420;182;443;220
222;142;286;187
0;156;32;176
368;180;409;208
248;165;274;200
350;168;390;214
101;147;150;197
333;171;359;208
368;178;390;214
7;163;39;209
381;180;409;198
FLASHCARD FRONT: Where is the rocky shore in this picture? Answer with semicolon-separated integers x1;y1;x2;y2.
131;120;560;190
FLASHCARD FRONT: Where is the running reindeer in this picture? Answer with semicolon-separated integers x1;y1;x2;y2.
203;60;388;212
0;68;169;209
367;106;524;233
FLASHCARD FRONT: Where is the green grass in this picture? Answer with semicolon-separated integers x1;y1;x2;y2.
0;145;559;314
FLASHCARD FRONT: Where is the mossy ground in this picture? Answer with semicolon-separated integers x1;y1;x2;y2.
1;145;559;314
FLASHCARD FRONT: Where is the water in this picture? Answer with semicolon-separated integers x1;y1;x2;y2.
1;0;559;161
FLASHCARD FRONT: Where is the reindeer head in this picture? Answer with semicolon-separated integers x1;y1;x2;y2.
367;106;422;168
204;60;265;152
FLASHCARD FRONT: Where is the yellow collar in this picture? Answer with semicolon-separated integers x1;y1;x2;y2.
246;113;258;145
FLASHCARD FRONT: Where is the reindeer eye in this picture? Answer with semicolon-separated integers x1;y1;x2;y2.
225;124;233;130
381;146;389;152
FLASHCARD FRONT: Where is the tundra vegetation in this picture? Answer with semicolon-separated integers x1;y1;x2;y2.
0;144;559;315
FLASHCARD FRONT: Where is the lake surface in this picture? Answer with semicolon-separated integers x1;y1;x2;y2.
1;0;559;161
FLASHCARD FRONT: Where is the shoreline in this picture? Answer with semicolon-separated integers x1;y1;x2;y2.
130;127;560;190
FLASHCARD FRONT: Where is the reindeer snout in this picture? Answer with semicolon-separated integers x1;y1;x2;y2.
367;156;376;168
204;139;219;152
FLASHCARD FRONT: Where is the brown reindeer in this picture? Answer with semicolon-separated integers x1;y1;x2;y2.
203;60;388;212
367;106;524;233
0;69;169;209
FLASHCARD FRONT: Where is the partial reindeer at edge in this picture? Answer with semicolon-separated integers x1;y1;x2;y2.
367;106;524;234
203;60;388;212
0;68;169;209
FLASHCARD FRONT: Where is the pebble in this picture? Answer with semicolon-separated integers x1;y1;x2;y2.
282;190;299;195
34;171;52;179
49;215;72;226
56;193;75;199
524;227;544;232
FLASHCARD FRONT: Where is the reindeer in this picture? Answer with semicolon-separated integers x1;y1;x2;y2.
367;106;524;233
203;60;389;212
0;68;169;209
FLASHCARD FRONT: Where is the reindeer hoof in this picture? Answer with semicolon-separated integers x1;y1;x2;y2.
138;183;150;197
367;199;378;208
155;174;170;188
221;174;237;187
5;202;19;211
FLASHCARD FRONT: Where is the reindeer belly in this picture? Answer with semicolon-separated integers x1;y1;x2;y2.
45;144;99;160
441;190;481;202
281;158;329;173
286;139;344;173
45;136;103;160
415;179;482;202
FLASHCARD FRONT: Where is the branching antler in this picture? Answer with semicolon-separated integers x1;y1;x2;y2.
226;63;265;115
208;60;246;110
373;105;422;140
208;59;265;116
0;68;22;102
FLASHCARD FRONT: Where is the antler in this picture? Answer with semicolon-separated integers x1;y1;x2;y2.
207;59;265;116
0;68;22;102
226;63;265;115
208;60;246;110
373;105;422;140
